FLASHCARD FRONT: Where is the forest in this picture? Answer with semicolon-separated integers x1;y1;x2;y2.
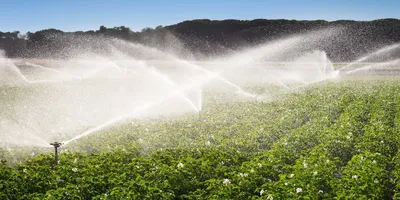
1;18;399;61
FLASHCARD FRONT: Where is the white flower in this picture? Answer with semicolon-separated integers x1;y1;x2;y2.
326;159;330;163
318;190;323;193
290;174;295;178
374;179;379;184
372;160;377;164
266;195;274;200
296;188;303;193
352;175;357;180
223;179;231;185
72;168;78;172
73;158;78;164
303;161;308;168
250;169;255;173
239;173;248;178
313;171;318;176
206;141;211;146
260;189;265;196
177;162;184;168
221;161;225;165
257;163;262;168
284;182;288;186
23;169;27;173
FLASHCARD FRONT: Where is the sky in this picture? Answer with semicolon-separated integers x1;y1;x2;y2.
0;0;399;33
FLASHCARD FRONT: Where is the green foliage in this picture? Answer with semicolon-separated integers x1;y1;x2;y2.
1;78;400;199
334;152;391;199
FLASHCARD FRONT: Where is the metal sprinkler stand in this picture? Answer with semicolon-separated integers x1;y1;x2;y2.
50;142;63;165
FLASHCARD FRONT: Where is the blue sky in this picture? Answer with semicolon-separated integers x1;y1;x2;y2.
0;0;399;33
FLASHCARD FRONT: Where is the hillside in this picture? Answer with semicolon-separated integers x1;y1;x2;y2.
0;18;399;61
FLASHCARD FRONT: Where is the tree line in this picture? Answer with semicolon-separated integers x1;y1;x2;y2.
0;18;399;61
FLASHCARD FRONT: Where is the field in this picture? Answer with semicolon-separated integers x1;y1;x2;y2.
1;77;400;199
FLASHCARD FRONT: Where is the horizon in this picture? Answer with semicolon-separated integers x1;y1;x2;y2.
0;0;399;33
3;18;399;34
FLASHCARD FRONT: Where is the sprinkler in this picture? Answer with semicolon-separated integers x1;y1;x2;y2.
50;142;63;165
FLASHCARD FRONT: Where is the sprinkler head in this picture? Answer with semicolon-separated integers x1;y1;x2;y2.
50;142;63;148
50;142;63;166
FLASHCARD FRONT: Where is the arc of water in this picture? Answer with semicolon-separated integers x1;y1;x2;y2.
62;103;152;145
27;79;77;84
82;64;120;79
190;31;336;94
18;71;29;83
338;43;400;72
107;47;200;112
108;47;129;73
25;62;82;80
0;58;29;83
1;116;49;147
252;65;296;89
15;59;123;83
215;36;303;66
287;76;309;85
344;59;400;75
290;73;338;91
124;66;200;112
276;79;291;90
323;52;329;78
146;66;200;112
318;53;326;78
62;72;220;146
118;40;256;99
170;60;256;98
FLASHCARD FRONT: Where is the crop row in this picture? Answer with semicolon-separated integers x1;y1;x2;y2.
1;78;400;199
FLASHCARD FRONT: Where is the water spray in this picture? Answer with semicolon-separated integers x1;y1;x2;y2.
50;142;63;165
198;110;202;121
